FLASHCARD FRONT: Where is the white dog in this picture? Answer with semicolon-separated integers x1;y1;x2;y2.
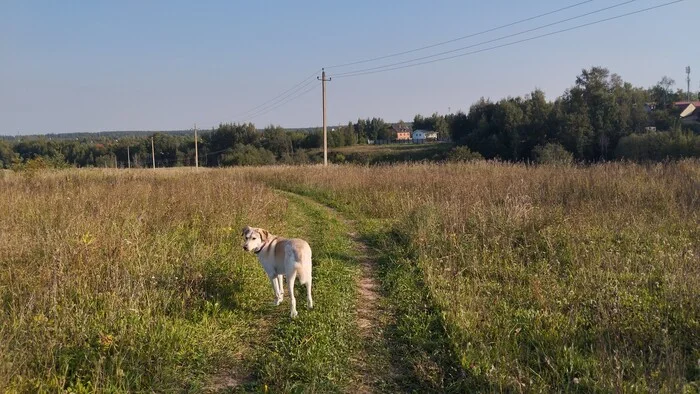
241;226;313;318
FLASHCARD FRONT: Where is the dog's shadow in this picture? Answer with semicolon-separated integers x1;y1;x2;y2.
199;264;252;313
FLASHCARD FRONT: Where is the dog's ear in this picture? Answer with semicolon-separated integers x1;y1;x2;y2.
258;228;270;241
241;226;251;236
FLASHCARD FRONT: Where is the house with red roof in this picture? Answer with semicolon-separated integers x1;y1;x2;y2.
673;101;700;122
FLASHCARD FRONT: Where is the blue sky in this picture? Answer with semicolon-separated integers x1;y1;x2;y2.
2;0;698;135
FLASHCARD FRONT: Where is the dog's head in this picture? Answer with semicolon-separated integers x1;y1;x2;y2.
241;226;269;253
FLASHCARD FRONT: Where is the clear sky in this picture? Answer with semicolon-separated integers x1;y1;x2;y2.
2;0;698;135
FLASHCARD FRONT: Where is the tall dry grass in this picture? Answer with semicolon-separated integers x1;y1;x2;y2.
254;160;700;392
2;162;698;392
0;169;285;392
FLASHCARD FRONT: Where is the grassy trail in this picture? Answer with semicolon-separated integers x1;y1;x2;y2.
230;191;398;393
263;185;465;393
278;191;400;393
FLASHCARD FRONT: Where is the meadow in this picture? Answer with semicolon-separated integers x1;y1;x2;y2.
1;160;698;393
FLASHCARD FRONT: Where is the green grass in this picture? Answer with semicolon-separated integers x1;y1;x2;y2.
316;142;453;164
264;183;467;392
249;161;700;392
246;192;361;393
0;170;284;392
0;169;390;392
3;162;699;392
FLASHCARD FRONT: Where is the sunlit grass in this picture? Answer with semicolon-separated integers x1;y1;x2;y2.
0;169;283;392
2;161;698;392
251;160;700;392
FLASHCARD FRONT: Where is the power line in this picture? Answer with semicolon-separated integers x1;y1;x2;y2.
233;74;318;121
325;0;593;69
203;86;320;157
333;0;638;78
236;79;317;122
335;0;684;79
232;68;321;120
240;83;320;123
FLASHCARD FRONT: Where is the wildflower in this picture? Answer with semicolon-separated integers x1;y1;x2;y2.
80;231;95;246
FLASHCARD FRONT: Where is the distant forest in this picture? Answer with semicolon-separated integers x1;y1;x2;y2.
2;67;699;169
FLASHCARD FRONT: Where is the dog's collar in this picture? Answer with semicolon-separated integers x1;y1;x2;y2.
254;240;269;254
254;236;276;254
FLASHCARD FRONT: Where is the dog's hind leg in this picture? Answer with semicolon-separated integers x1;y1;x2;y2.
276;274;284;302
306;278;313;309
269;275;283;306
287;270;298;318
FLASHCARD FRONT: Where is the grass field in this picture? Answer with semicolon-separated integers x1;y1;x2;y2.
1;161;699;392
318;142;453;164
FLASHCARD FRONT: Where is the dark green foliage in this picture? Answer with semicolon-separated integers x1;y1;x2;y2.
447;67;698;162
414;112;449;140
336;144;453;165
0;140;16;168
220;145;276;166
532;143;574;165
447;146;483;162
615;130;700;161
353;117;389;142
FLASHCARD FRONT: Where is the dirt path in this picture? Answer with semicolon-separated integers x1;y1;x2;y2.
279;191;398;393
346;226;395;393
206;190;398;393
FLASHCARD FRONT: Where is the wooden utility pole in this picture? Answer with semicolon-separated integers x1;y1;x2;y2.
686;66;692;101
194;123;199;169
318;69;331;166
127;146;131;169
151;137;156;169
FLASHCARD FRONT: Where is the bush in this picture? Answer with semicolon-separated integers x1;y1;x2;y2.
615;130;700;161
532;143;574;165
346;152;371;165
220;145;276;166
331;153;346;164
292;149;311;164
278;149;313;165
11;154;71;172
447;146;483;162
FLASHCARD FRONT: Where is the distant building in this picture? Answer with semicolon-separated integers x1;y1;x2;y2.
412;130;426;143
674;101;700;123
390;123;411;142
412;129;437;143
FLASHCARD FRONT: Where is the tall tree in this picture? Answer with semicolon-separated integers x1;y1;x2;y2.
262;125;292;158
652;76;676;108
0;140;16;168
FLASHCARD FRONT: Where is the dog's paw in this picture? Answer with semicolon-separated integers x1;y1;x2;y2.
290;309;298;319
307;302;313;309
274;298;283;306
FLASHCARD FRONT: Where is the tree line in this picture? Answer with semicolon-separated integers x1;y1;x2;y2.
445;67;699;162
1;66;699;169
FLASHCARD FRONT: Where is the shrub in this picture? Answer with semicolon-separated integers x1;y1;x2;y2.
220;145;276;166
447;146;484;162
532;143;574;165
331;153;346;164
615;130;700;161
